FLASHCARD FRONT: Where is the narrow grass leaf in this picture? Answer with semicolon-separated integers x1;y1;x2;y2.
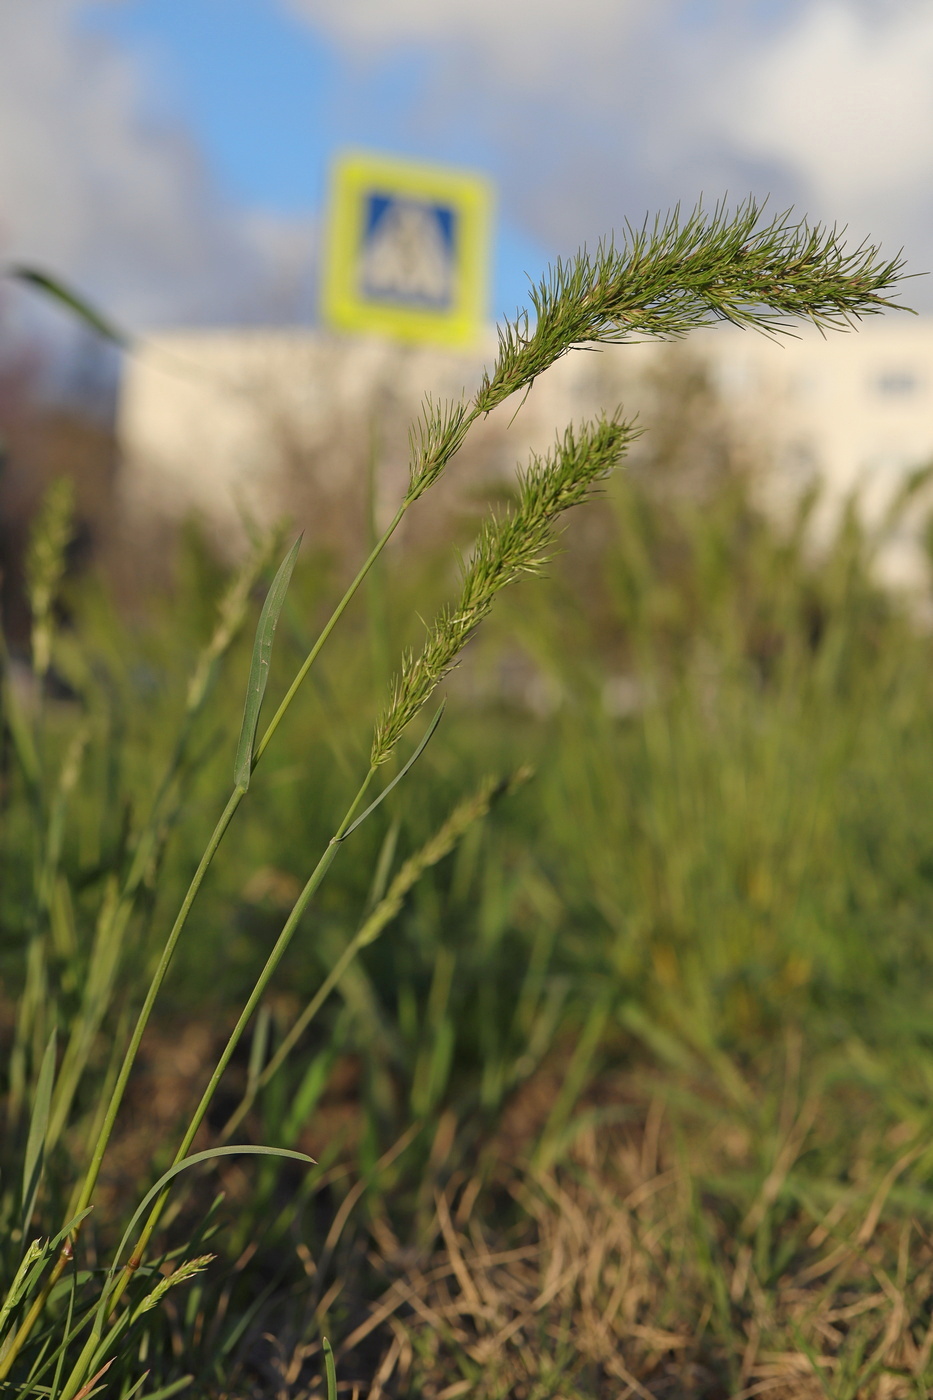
22;1029;57;1236
365;819;400;914
72;1357;115;1400
8;267;131;347
246;1005;272;1100
48;1270;77;1400
59;1147;314;1400
323;1337;338;1400
48;1210;93;1255
234;536;302;790
115;1370;150;1400
109;1146;313;1289
535;995;611;1171
0;668;40;797
282;1047;337;1144
340;703;445;842
137;1378;193;1400
216;1272;283;1359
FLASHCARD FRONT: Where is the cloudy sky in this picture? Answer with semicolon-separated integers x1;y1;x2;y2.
1;0;931;338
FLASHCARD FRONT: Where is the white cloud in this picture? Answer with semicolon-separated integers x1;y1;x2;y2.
720;2;933;208
0;0;313;331
5;0;924;346
283;0;931;300
283;0;658;81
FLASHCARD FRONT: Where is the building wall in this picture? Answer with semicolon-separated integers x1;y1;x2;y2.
117;317;933;583
697;317;933;587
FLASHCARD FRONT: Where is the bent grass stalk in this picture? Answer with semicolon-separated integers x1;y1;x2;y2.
0;198;912;1389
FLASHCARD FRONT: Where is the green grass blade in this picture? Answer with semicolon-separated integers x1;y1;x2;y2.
115;1370;150;1400
48;1272;78;1400
22;1028;58;1236
340;702;445;843
59;1147;314;1400
534;994;611;1171
246;1004;272;1101
48;1209;93;1254
66;1358;114;1400
0;1241;46;1350
137;1377;193;1400
234;536;302;791
323;1337;338;1400
0;663;40;799
282;1047;337;1145
8;267;131;347
109;1145;314;1289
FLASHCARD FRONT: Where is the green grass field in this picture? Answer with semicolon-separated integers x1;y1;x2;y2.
3;204;932;1399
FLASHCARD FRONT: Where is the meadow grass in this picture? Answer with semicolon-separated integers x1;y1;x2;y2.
0;201;928;1398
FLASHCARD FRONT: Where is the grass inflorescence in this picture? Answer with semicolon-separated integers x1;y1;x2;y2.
373;416;638;765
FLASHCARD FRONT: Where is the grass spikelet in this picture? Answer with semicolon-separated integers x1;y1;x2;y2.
477;197;910;412
372;415;638;764
26;477;75;681
135;1256;215;1317
405;395;472;505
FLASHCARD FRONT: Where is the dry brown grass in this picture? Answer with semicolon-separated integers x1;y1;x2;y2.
244;1070;933;1400
37;1016;933;1400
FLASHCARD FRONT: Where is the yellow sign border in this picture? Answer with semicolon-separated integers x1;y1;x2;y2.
320;151;493;349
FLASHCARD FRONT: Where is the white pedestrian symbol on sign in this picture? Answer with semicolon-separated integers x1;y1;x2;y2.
322;151;491;346
360;195;456;309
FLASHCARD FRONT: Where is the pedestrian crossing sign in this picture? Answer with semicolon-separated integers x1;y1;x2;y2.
321;151;493;349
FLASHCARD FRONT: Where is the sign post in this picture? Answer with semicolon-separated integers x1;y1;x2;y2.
320;151;493;350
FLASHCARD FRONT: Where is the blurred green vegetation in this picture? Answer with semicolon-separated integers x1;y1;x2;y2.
6;437;933;1110
10;456;933;1039
5;428;933;1394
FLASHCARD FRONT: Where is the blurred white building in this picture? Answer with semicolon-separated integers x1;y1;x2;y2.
698;316;933;586
117;315;933;586
117;329;497;544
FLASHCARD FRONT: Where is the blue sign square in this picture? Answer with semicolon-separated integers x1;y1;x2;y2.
360;192;458;310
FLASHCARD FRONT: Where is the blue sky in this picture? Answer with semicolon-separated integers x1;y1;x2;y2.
79;0;554;322
1;1;931;336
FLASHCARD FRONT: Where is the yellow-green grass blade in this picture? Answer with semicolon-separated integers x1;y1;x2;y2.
323;1337;338;1400
340;702;446;843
